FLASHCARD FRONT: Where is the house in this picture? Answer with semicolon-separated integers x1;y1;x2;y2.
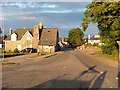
0;41;2;48
88;34;103;45
59;38;68;45
59;37;69;48
4;22;59;53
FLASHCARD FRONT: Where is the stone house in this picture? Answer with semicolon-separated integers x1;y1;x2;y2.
58;37;69;48
88;34;100;45
4;22;59;53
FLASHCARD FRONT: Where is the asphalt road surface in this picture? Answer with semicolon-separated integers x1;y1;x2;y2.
2;50;118;88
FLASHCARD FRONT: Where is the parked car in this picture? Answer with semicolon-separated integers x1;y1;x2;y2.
20;48;35;53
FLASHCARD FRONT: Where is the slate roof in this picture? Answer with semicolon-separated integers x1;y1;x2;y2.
5;29;33;40
38;28;58;45
5;27;58;46
89;37;100;40
89;35;109;40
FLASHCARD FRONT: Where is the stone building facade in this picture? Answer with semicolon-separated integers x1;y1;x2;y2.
4;22;59;53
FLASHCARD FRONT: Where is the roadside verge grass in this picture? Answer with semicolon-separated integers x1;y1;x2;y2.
0;52;28;56
28;55;40;58
28;53;47;58
95;51;118;61
0;62;16;65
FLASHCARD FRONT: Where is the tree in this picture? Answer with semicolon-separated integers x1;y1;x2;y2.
0;34;7;40
0;28;2;34
2;34;7;40
68;28;84;47
81;1;120;54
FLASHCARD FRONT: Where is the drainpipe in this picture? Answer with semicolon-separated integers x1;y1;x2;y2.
117;41;120;88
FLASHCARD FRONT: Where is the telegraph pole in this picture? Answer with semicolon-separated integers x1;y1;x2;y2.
117;41;120;88
117;41;120;61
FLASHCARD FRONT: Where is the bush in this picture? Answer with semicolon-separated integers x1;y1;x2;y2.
101;45;116;55
92;43;99;46
112;49;118;58
8;50;12;53
41;53;46;55
14;48;20;53
37;52;41;55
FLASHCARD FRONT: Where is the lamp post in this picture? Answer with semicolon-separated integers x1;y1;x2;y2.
117;41;120;88
117;41;120;61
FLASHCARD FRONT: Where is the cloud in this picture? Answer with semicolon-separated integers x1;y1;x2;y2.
2;8;86;17
0;17;7;21
41;8;86;13
1;2;58;9
41;3;58;8
41;10;72;13
1;2;26;8
17;16;37;20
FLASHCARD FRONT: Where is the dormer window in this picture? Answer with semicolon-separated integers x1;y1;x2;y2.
11;33;17;41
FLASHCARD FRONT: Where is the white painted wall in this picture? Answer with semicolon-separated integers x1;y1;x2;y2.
11;33;17;41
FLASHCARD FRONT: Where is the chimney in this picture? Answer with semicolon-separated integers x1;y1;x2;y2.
88;34;91;40
39;22;43;29
62;37;64;42
34;25;39;39
24;27;27;29
9;28;12;35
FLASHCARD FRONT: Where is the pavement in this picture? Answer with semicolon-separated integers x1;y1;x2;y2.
2;49;118;88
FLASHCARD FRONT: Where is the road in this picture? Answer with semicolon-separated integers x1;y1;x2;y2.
2;50;118;88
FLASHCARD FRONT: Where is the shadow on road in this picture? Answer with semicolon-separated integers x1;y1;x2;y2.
60;48;74;52
73;65;99;80
90;71;107;88
0;53;26;58
26;66;107;89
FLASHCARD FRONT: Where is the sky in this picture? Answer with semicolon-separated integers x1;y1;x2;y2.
0;2;99;38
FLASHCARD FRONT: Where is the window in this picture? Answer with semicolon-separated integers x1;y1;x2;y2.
27;37;30;40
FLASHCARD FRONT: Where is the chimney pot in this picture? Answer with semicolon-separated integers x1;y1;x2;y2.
24;27;27;29
9;28;12;35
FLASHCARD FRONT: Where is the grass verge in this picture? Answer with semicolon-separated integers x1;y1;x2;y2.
28;55;40;58
0;62;16;65
0;53;27;55
95;51;118;61
28;53;47;58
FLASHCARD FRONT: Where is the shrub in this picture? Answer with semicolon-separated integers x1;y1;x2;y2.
3;51;6;53
41;53;46;55
112;49;118;58
37;52;41;55
8;50;12;53
101;45;116;55
92;43;99;46
14;48;20;53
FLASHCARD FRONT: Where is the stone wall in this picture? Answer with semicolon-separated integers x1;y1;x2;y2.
38;45;55;53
